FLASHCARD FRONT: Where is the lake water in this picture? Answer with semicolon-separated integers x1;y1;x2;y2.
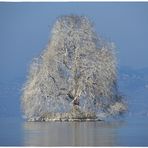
0;115;148;146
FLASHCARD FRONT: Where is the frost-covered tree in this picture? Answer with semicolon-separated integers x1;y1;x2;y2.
21;15;126;121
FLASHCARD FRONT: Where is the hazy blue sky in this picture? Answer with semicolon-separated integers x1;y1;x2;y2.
0;2;148;82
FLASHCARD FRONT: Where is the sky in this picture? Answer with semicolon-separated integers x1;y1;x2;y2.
0;2;148;82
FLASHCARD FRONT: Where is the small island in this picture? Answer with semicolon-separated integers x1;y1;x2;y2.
21;15;126;121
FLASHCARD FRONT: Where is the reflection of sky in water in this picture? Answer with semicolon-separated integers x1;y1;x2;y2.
22;117;148;146
0;118;23;146
23;121;123;146
0;117;148;146
116;116;148;146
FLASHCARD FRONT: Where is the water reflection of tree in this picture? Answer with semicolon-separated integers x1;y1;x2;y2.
23;121;124;146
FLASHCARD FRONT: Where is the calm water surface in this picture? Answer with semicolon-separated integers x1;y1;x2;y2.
0;116;148;146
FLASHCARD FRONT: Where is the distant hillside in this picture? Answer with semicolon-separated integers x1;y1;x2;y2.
118;66;148;116
0;77;25;117
118;66;148;92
